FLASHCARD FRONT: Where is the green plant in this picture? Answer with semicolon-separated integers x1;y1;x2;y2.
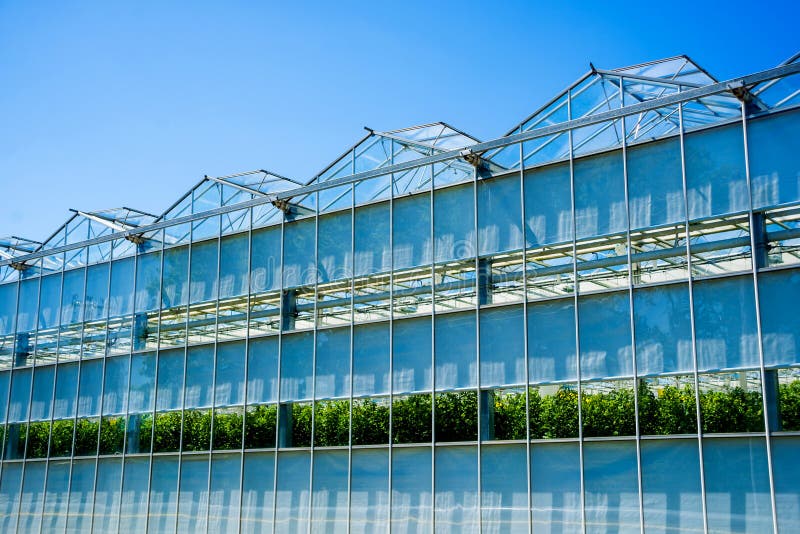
74;418;100;456
352;399;390;445
182;410;212;451
581;387;636;437
213;410;243;450
779;380;800;431
244;404;277;449
638;383;698;435
392;394;432;444
153;411;182;452
493;391;527;440
700;387;763;433
99;416;126;455
50;419;75;457
314;400;349;447
539;387;579;438
435;391;478;442
26;421;51;459
291;403;313;447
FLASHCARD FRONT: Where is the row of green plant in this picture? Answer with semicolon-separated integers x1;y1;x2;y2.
2;381;797;458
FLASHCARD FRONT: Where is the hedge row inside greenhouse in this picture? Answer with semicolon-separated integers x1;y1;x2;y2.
2;380;798;459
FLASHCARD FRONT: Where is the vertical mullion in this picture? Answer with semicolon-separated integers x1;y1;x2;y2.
429;161;436;534
270;213;286;534
678;101;710;534
619;77;646;534
519;132;533;534
567;90;587;534
114;244;138;534
236;206;254;534
472;163;482;534
13;271;32;534
387;161;395;534
740;101;780;534
40;262;61;534
346;184;355;534
204;211;223;534
308;190;320;534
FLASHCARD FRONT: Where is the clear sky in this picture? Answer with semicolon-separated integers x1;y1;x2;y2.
1;0;798;243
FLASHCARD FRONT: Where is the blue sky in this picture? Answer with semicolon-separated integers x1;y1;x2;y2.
1;0;798;243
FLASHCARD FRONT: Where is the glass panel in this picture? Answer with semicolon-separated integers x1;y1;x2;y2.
84;263;109;321
393;193;432;270
581;379;636;438
0;371;8;423
54;362;78;419
209;453;241;533
350;448;389;533
177;455;209;533
219;233;249;299
280;331;313;402
353;321;390;397
640;439;704;533
531;442;582;533
435;311;477;390
185;344;214;409
93;457;122;534
311;449;349;533
190;239;219;303
78;358;103;416
435;445;479;532
583;441;640;533
578;291;633;380
749;109;800;209
103;355;129;415
67;459;96;533
215;340;245;406
318;211;352;283
156;349;185;411
247;336;279;404
119;456;150;532
43;460;70;532
759;269;800;367
16;278;39;334
162;246;189;308
275;451;311;533
354;201;390;276
38;273;61;329
480;305;525;387
391;446;433;532
0;282;18;336
528;297;577;383
627;137;685;229
19;461;47;533
634;283;693;375
283;219;316;288
434;183;476;263
9;367;32;422
129;352;156;413
574;151;626;239
135;252;162;313
250;226;281;293
393;316;432;394
478;174;523;255
30;365;55;421
241;451;275;533
703;437;773;533
685;122;748;219
772;436;800;533
149;455;179;534
60;268;86;325
638;375;698;436
693;275;758;371
481;444;528;532
315;327;350;399
524;162;572;247
0;462;23;531
699;371;765;433
109;257;134;317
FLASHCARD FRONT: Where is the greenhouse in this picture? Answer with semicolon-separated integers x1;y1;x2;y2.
0;52;800;533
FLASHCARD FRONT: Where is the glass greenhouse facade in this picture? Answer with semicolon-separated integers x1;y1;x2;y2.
1;54;800;533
